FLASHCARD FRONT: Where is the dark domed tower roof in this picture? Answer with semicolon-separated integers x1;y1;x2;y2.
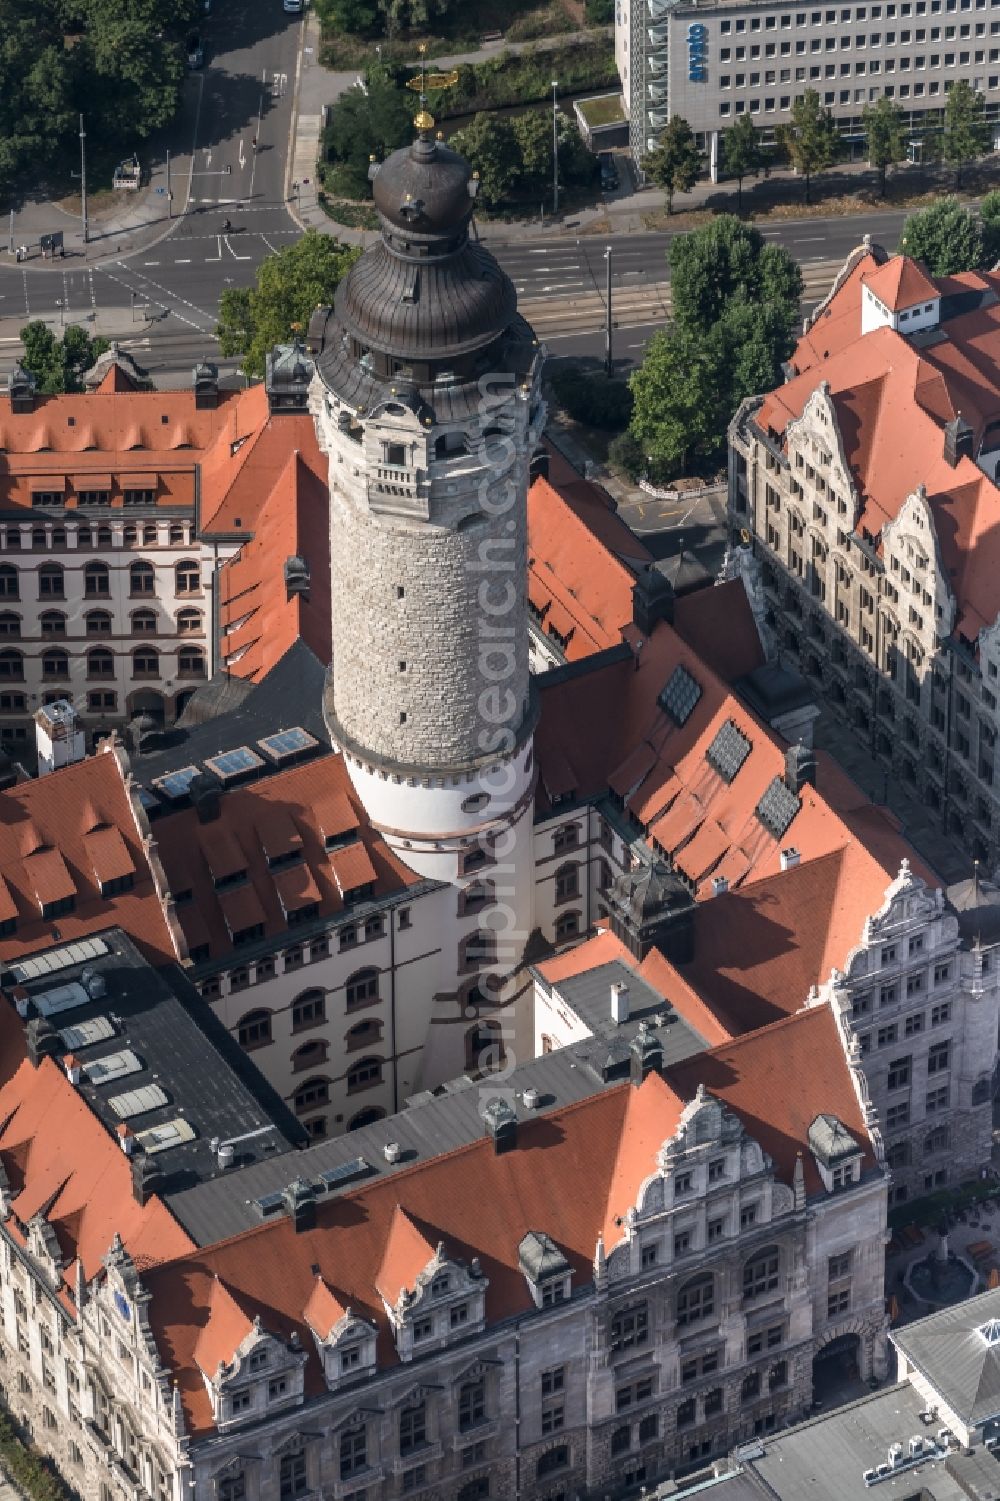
312;118;536;412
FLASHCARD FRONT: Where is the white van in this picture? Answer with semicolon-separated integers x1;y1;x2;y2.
283;0;302;11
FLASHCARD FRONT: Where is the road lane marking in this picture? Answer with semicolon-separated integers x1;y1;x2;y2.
175;258;192;264
260;234;279;252
205;237;222;262
143;261;160;266
794;236;826;242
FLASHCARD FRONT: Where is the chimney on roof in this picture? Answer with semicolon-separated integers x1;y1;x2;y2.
8;362;36;414
482;1097;517;1154
62;1054;81;1085
26;1016;60;1069
529;447;549;483
610;980;630;1025
117;1123;136;1157
631;562;675;636
193;360;219;410
284;555;311;602
629;1021;664;1085
711;875;729;897
780;847;801;871
943;413;974;468
11;987;29;1018
131;1148;164;1207
283;1177;317;1233
188;772;221;823
784;741;816;795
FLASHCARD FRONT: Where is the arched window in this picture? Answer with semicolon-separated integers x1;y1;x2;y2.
176;560;200;595
31;527;47;548
76;526;92;547
743;1247;781;1302
0;613;20;638
237;1009;272;1050
554;863;580;903
348;1106;386;1131
84;561;110;598
345;968;380;1009
555;910;580;943
96;526;112;548
129;560;155;597
178;645;205;678
677;1274;715;1327
346;1018;383;1051
168;523;185;545
553;822;581;853
123;524;138;545
459;880;494;917
132;647;159;679
177;607;202;634
41;649;69;681
40;610;66;638
131;609;157;635
0;566;17;600
0;649;24;681
346;1055;382;1091
38;563;64;599
87;647;114;679
459;929;496;970
291;1039;329;1073
85;610;112;637
465;1019;505;1073
291;988;325;1030
292;1076;330;1114
142;524;157;544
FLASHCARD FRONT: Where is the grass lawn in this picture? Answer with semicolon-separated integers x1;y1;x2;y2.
320;0;574;69
577;91;624;127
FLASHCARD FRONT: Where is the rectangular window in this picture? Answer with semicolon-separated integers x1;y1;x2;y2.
927;1040;951;1073
931;1001;952;1025
926;1084;950;1113
887;1056;911;1090
827;1287;851;1317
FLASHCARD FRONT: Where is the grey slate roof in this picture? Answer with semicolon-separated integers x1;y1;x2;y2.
893;1286;1000;1429
5;929;303;1195
547;958;708;1065
807;1112;861;1167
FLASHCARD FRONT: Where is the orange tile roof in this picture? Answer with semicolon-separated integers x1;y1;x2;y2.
84;825;134;886
862;254;938;312
193;1276;255;1377
673;579;767;684
761;248;1000;640
0;748;178;967
527;474;649;662
153;755;419;963
536;613;931;902
218;447;332;681
0;1014;193;1296
141;1004;871;1436
303;1274;347;1339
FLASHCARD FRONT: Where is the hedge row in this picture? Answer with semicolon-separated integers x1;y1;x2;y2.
0;1408;76;1501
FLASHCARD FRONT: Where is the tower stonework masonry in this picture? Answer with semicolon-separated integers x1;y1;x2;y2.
309;120;545;990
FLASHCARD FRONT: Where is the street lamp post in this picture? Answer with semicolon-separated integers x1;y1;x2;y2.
166;149;172;220
79;114;88;245
551;80;559;216
604;245;614;376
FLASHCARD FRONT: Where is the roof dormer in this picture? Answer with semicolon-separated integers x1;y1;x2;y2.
808;1112;863;1193
376;1212;488;1361
861;256;940;337
304;1276;378;1389
518;1230;573;1309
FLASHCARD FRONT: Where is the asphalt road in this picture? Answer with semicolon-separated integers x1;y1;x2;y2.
0;0;303;382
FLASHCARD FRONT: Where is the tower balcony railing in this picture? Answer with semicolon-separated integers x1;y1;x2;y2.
648;55;669;75
368;464;430;518
647;81;669;103
647;0;675;18
648;23;671;42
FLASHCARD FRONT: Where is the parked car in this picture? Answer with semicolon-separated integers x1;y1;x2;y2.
187;32;204;67
599;152;620;191
283;0;303;11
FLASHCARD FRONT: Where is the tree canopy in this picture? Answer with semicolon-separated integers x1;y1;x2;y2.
861;95;906;195
448;110;595;209
777;89;839;203
720;114;762;208
0;0;198;196
323;75;415;197
19;323;110;395
642;115;702;213
899;196;984;275
941;78;992;187
622;217;803;483
216;232;360;379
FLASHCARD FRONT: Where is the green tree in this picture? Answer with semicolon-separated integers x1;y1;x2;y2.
511;110;552;182
314;0;379;32
669;215;802;345
862;95;906;196
216;231;360;379
448;114;520;206
19;322;110;395
642;115;702;214
899;195;984;274
980;189;1000;267
777;88;839;203
942;78;992;187
627;326;721;478
325;77;414;196
720;113;762;209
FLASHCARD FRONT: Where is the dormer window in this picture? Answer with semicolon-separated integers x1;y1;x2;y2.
431;1273;451;1297
384;442;407;467
808;1113;863;1193
519;1231;572;1310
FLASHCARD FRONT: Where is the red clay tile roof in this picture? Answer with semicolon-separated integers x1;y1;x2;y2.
193;1276;255;1377
862;254;938;312
303;1275;347;1339
0;1014;193;1295
761;248;1000;640
527;474;648;662
673;579;767;684
153;755;419;963
0;747;179;967
140;1004;871;1436
218;448;332;682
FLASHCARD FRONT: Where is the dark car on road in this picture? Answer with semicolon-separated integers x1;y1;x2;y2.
187;33;205;67
599;152;620;191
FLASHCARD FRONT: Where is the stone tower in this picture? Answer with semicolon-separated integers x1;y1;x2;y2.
310;118;544;993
